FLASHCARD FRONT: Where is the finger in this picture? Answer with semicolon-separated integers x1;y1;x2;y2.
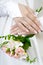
18;4;34;14
10;22;30;35
18;32;29;35
18;4;41;30
27;13;41;30
25;6;41;29
26;5;34;14
14;17;37;34
18;4;28;16
24;17;40;33
11;25;29;35
14;18;30;33
11;24;17;31
10;26;19;34
21;17;38;34
11;29;21;35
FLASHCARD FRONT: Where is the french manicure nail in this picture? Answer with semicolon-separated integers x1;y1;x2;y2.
38;30;41;33
34;30;37;34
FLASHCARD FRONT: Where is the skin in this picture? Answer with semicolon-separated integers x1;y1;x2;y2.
10;4;42;35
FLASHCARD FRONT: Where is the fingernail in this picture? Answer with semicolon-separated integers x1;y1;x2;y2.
26;29;29;32
34;30;37;34
38;30;41;33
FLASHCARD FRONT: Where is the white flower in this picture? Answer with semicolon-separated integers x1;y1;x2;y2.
14;41;23;48
6;40;23;50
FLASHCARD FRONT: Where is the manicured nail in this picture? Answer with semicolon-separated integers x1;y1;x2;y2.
26;29;29;32
38;30;41;33
34;30;37;34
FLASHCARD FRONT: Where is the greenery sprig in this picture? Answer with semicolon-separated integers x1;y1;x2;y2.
0;34;34;51
0;41;8;48
36;6;43;13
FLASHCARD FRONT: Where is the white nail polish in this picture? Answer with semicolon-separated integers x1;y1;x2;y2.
38;30;41;33
26;29;29;32
34;14;37;17
34;30;37;34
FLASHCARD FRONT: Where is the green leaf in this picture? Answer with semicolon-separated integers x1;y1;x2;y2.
0;34;33;50
25;38;31;46
6;48;10;53
16;35;25;42
30;58;36;63
0;41;8;48
11;49;15;55
25;34;35;38
22;38;31;51
4;36;7;40
26;55;30;62
36;7;43;13
14;35;31;51
11;35;16;40
26;55;36;63
7;35;11;40
0;36;4;38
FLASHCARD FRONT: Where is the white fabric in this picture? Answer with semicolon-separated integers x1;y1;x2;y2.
3;1;22;35
0;0;43;65
5;1;22;18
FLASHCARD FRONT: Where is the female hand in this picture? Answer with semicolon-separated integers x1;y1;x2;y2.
10;4;42;35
